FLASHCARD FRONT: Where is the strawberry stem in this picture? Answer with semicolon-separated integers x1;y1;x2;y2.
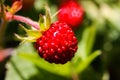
12;15;39;30
5;12;39;30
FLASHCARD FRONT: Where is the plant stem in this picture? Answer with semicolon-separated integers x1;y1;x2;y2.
70;62;79;80
0;0;5;17
0;0;7;48
0;19;8;48
12;15;39;30
71;72;79;80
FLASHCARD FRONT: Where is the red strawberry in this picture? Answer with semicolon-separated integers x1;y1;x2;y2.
60;0;78;4
35;21;78;64
58;1;84;28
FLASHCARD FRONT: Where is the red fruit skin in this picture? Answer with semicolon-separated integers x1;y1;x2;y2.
35;21;78;64
60;0;78;4
58;1;84;28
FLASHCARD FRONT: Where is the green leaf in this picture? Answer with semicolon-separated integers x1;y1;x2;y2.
16;42;36;53
6;42;69;80
19;53;71;77
75;50;101;73
5;52;38;80
76;24;97;60
86;25;97;55
14;42;71;77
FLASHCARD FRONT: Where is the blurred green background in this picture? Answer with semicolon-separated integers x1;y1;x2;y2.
0;0;120;80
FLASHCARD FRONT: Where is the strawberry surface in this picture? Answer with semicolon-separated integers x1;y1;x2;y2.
35;21;78;64
58;1;84;28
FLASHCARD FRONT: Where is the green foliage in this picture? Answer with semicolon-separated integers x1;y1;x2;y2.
5;22;100;80
1;0;120;80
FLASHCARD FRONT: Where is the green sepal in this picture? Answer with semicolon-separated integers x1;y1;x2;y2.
15;24;42;43
19;24;42;38
15;33;37;42
39;14;46;32
45;4;51;30
38;4;51;32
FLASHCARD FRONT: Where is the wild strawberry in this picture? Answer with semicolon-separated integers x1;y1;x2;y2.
60;0;78;4
35;21;78;64
14;5;78;64
58;1;84;28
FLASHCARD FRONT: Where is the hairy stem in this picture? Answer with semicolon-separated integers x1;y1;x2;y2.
12;15;39;30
